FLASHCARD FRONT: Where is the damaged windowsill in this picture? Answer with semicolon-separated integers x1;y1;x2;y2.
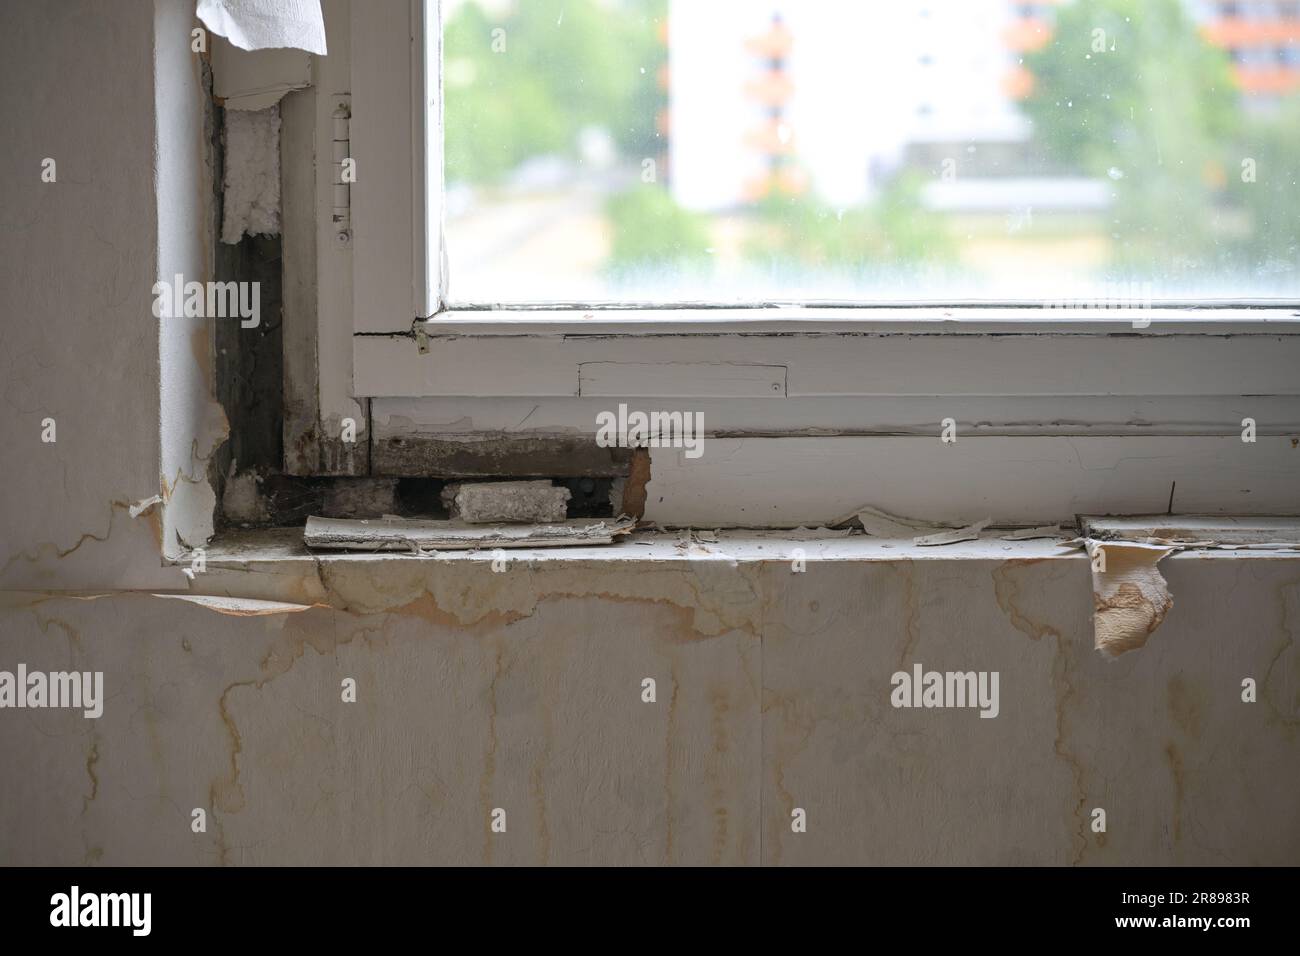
194;524;1300;570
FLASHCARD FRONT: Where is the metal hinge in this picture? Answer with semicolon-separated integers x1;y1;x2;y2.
332;97;351;247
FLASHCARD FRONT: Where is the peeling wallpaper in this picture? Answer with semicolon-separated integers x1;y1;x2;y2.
0;1;1297;866
1;557;1297;865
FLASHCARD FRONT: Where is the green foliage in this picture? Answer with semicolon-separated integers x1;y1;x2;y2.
604;185;712;270
443;0;666;185
874;174;958;264
1229;99;1300;275
1025;0;1237;165
1023;0;1239;267
744;175;955;270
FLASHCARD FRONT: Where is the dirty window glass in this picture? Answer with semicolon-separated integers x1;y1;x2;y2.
439;0;1300;305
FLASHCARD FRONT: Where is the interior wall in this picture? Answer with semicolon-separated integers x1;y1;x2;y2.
3;2;163;589
2;554;1297;866
0;1;1296;865
0;0;219;591
155;0;228;561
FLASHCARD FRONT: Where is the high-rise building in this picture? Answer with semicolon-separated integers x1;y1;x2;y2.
1004;1;1300;102
670;0;1030;210
668;0;1300;212
1193;0;1300;100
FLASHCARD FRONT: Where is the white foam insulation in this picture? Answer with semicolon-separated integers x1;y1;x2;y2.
221;105;280;243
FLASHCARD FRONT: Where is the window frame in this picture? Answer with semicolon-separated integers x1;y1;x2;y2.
347;0;1300;394
322;0;1300;526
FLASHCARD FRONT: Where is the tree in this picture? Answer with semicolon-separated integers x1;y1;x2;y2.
443;0;666;185
605;184;711;273
743;174;956;273
1229;99;1300;284
1023;0;1238;272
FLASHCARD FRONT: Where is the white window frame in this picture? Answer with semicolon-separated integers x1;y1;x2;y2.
327;0;1300;526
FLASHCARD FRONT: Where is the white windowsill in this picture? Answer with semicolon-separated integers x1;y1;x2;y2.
198;524;1300;570
416;305;1300;337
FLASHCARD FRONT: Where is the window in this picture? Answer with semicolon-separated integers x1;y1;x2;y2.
322;0;1300;527
436;0;1300;304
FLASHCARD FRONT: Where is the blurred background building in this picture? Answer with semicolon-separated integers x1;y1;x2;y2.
671;0;1300;212
442;0;1300;302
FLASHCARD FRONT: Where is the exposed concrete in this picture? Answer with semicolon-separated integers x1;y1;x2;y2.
221;469;268;525
372;433;633;479
322;478;396;519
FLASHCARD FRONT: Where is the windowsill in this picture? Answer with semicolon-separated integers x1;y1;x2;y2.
419;305;1300;337
199;524;1300;570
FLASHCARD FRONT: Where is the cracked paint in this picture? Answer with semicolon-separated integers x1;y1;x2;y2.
992;560;1091;863
1;552;1298;865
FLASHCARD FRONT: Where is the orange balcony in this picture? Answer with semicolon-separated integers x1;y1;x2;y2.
1003;17;1054;52
1002;65;1036;99
744;119;796;155
1231;65;1300;93
1201;19;1300;47
741;167;808;202
745;22;793;59
744;70;794;106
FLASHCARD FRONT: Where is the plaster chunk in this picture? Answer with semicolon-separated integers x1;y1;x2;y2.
442;481;571;524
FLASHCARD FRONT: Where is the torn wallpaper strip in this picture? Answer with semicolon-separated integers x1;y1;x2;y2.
1086;540;1175;660
854;505;936;538
915;518;991;547
196;0;327;55
153;594;317;616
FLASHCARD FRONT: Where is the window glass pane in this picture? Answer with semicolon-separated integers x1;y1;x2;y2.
440;0;1300;304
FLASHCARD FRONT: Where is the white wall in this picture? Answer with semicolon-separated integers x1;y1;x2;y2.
0;0;218;591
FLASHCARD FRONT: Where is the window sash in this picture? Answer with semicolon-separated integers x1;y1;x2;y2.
329;0;1300;524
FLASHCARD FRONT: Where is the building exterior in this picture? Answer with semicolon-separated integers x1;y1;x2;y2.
670;0;1032;211
1193;0;1300;99
668;0;1300;212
